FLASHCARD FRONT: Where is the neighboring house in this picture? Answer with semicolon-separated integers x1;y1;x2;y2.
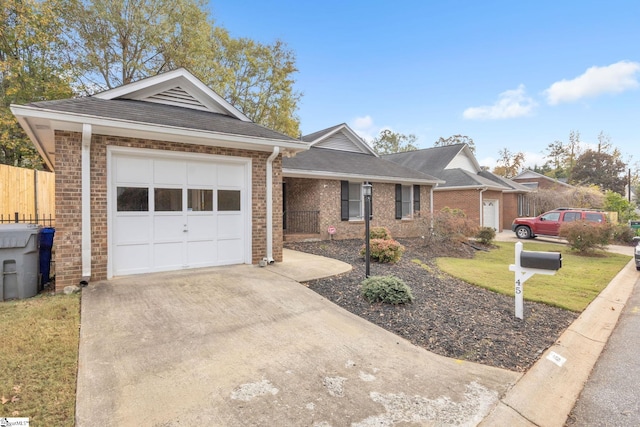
512;169;574;191
11;68;308;291
282;124;443;241
385;144;531;231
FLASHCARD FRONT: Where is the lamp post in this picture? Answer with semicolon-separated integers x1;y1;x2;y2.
363;183;372;278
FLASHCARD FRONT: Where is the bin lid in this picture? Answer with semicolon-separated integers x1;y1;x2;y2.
0;224;42;248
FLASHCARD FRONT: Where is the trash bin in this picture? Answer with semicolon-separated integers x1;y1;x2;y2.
39;227;55;288
0;224;41;301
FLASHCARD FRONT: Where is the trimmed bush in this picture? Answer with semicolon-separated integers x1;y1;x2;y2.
360;238;405;263
559;220;612;253
612;224;636;244
476;227;496;245
369;226;392;240
420;207;479;244
361;275;414;304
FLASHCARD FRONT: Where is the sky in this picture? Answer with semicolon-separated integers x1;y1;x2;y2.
206;1;640;170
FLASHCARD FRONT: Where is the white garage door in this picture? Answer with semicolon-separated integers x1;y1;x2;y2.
109;148;250;277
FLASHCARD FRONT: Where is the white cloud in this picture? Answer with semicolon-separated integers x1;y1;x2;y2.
350;115;384;142
545;60;640;105
463;85;537;120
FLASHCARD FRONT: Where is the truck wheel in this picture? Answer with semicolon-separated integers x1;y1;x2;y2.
515;226;532;239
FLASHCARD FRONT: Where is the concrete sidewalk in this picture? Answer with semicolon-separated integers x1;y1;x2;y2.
481;230;637;426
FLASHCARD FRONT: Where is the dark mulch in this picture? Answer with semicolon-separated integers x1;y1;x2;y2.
285;238;578;372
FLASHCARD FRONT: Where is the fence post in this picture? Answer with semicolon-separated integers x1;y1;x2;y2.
14;212;18;223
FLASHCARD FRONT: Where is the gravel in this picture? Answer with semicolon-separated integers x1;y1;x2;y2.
285;238;578;372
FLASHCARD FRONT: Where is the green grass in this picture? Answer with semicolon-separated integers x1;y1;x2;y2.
0;293;80;425
436;241;631;312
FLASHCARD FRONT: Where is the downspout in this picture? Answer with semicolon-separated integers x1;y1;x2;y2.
265;146;280;264
81;124;92;284
479;186;488;228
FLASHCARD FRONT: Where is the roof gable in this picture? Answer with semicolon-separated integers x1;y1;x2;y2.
93;68;250;121
302;123;377;156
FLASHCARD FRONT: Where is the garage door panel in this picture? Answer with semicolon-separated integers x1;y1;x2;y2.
114;244;151;274
188;215;216;240
187;241;217;267
217;163;245;187
154;159;186;185
153;215;185;242
217;214;243;239
187;162;216;186
217;239;243;264
115;216;150;244
116;157;151;184
153;242;184;270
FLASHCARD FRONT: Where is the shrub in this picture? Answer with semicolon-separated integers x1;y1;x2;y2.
369;226;392;240
475;227;496;245
612;224;636;244
360;238;405;263
419;207;479;244
559;220;612;253
361;275;414;304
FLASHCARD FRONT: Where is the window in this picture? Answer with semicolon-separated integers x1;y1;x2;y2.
188;189;213;211
218;190;241;211
155;188;182;211
341;181;371;221
541;212;560;221
396;184;420;219
585;212;604;223
348;182;362;219
117;187;148;212
563;212;581;222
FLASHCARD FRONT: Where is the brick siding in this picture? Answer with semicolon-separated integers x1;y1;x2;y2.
54;131;282;291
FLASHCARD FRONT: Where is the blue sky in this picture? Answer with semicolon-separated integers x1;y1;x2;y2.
207;1;640;170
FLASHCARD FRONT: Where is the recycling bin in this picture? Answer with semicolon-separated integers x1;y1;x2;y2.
39;227;55;288
0;224;41;301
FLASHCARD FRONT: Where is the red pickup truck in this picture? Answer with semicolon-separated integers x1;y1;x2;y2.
511;208;608;239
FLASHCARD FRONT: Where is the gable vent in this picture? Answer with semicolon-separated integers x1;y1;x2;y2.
144;87;210;112
315;132;368;154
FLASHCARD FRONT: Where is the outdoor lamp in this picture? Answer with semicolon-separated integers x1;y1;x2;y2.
363;183;372;278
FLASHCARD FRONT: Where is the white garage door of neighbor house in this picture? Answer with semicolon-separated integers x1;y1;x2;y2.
110;149;250;277
483;199;499;231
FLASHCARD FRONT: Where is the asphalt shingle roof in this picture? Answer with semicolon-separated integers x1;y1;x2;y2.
29;97;298;142
283;147;441;183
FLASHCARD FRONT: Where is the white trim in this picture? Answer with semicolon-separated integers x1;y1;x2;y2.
282;168;442;185
308;124;378;156
106;146;253;278
81;124;92;279
433;184;504;192
93;68;251;121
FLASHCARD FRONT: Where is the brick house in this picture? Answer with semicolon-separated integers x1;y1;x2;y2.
11;69;308;291
282;124;443;241
385;144;531;231
512;169;574;191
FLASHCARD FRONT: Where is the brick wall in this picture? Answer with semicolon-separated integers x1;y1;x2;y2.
433;189;481;224
284;178;432;240
54;131;282;291
502;193;519;230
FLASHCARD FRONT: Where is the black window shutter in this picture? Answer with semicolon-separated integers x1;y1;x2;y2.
369;183;373;219
413;185;421;214
340;181;349;221
395;184;402;219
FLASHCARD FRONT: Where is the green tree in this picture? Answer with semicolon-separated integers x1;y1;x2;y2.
371;129;418;155
434;134;476;154
493;147;525;178
603;190;638;223
1;0;74;168
570;150;626;193
63;0;301;136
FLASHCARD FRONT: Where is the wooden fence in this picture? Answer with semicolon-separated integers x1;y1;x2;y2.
0;164;55;225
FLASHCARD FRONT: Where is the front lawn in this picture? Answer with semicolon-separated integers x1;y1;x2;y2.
0;293;80;425
436;241;631;312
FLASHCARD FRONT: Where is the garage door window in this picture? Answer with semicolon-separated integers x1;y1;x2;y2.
117;187;148;211
188;189;213;211
155;188;182;211
218;190;241;211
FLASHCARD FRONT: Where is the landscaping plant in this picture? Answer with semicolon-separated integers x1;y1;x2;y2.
361;275;414;304
559;220;612;253
360;238;405;263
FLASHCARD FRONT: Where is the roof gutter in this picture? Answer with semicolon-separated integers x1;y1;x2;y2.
265;146;280;264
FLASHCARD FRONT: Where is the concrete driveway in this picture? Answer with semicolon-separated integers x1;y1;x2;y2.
76;253;520;426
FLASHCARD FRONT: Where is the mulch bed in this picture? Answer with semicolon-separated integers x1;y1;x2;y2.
285;238;578;372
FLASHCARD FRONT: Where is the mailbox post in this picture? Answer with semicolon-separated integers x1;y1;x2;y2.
509;242;562;319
